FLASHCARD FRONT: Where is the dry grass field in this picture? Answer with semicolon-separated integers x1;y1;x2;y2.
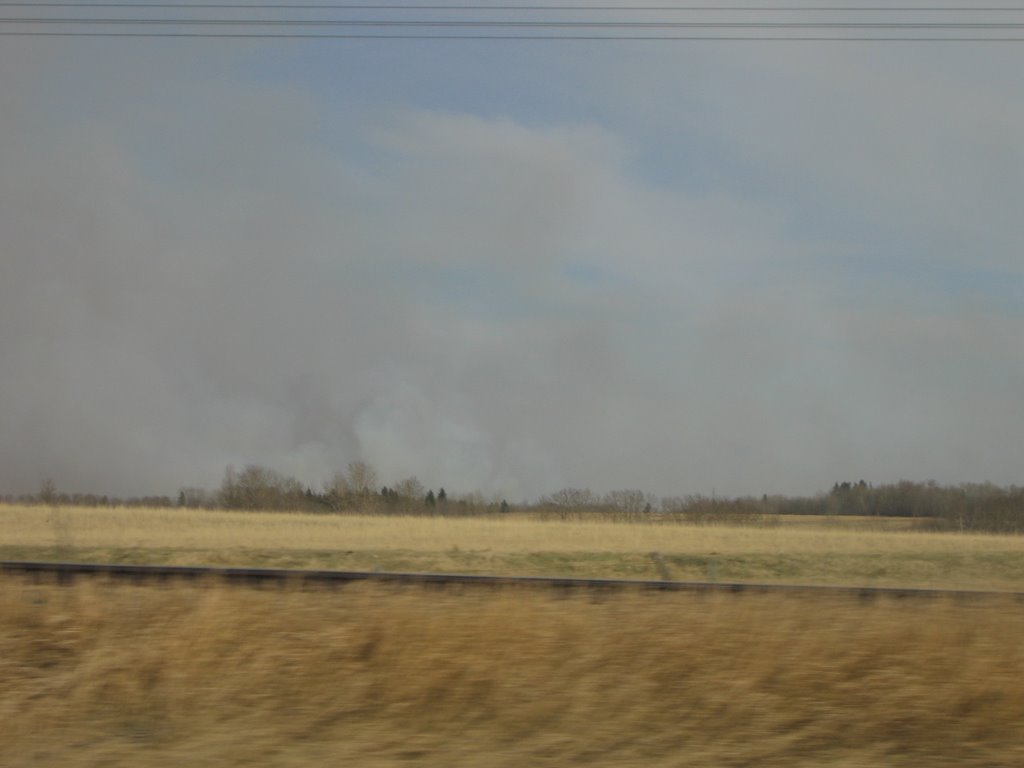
3;503;1024;589
4;505;1024;765
2;579;1023;767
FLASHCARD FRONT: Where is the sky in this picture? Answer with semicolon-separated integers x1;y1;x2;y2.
2;5;1023;501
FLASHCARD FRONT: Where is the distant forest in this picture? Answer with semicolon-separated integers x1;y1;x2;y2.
4;465;1024;534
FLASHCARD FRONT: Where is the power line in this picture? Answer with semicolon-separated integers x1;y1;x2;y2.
7;17;1024;26
5;3;1024;39
3;2;1024;8
5;30;1024;38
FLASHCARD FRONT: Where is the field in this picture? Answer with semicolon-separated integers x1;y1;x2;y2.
3;579;1024;767
4;503;1024;766
3;503;1024;590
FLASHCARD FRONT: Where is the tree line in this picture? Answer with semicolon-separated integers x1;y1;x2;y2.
5;470;1023;533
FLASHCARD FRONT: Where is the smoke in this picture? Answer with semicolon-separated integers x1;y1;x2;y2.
2;39;1022;500
0;50;629;497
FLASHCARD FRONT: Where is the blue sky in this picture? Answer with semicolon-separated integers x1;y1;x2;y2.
2;10;1023;499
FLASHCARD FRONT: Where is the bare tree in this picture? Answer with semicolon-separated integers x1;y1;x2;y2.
39;478;57;505
394;475;425;500
346;461;378;496
605;489;654;515
325;470;351;500
545;488;597;507
219;464;304;510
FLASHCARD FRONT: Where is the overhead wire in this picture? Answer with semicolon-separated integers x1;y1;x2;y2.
6;32;1024;40
7;17;1024;27
4;2;1024;40
3;3;1024;8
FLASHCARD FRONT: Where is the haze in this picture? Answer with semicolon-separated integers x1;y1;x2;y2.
2;14;1022;500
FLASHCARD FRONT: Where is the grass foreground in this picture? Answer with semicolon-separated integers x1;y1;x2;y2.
3;579;1024;767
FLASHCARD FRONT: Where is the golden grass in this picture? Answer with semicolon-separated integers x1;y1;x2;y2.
4;503;1020;555
2;579;1023;767
3;503;1024;589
